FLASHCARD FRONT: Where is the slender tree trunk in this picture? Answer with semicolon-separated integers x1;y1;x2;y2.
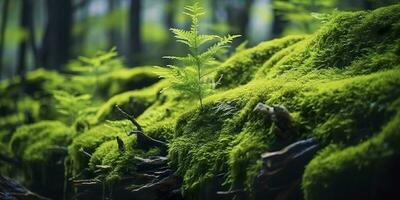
0;0;10;79
211;0;219;24
226;0;253;44
108;0;118;49
28;1;39;68
73;0;90;58
41;0;73;70
271;0;288;38
127;0;142;66
162;0;176;65
165;0;175;29
17;0;30;95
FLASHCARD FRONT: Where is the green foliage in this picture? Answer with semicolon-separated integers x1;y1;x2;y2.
68;47;122;95
155;3;239;109
53;90;96;126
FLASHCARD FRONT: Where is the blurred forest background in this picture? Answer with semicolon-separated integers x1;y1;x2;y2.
0;0;397;80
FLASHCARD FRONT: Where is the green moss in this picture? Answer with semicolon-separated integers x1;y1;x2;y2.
215;35;305;88
94;80;167;123
166;4;400;196
88;134;160;183
68;122;133;175
137;94;195;141
302;112;400;200
9;121;74;164
98;66;160;97
258;4;400;79
0;68;65;100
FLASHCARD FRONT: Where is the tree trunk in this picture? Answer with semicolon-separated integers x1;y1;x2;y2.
271;1;288;38
17;0;30;95
28;1;39;69
41;0;73;70
226;0;253;44
0;0;10;79
127;0;142;66
108;0;118;49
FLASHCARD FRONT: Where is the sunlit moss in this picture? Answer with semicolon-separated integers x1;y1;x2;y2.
94;80;167;123
68;122;133;175
97;66;160;97
88;134;160;183
215;35;305;88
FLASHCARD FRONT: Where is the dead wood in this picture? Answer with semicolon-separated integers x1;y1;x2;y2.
115;104;167;153
0;175;51;200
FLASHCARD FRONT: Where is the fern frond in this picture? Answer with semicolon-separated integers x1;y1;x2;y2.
155;2;239;108
170;28;195;47
200;35;241;60
163;54;197;66
197;34;219;46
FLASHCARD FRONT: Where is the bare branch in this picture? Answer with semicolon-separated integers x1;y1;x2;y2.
115;104;168;154
115;104;143;132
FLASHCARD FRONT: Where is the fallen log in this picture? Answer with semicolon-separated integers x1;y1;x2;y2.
0;175;50;200
254;138;320;199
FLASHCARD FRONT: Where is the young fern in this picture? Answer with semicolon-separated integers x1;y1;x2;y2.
155;3;239;109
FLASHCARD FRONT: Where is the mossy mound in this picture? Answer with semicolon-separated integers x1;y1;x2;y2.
68;122;134;175
256;4;400;79
98;66;160;97
0;69;64;127
88;134;160;183
302;112;400;200
0;68;65;100
7;120;74;197
94;80;167;123
215;35;305;88
9;120;73;164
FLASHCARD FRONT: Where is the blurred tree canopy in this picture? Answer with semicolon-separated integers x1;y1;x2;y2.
0;0;398;80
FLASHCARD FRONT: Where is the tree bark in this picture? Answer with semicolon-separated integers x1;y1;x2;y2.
41;0;73;70
226;0;254;43
0;0;10;79
108;0;119;49
127;0;142;66
28;1;39;69
271;0;288;38
17;0;30;95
